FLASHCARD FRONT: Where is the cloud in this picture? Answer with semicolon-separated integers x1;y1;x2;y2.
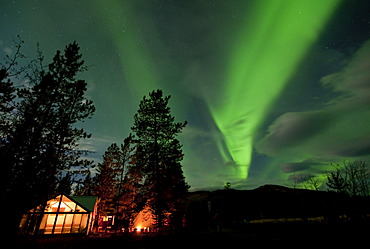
280;159;329;174
321;40;370;95
256;39;370;164
180;123;228;188
281;161;314;174
329;135;370;157
77;133;120;164
256;110;335;156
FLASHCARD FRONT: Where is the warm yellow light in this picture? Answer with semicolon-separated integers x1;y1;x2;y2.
51;201;60;208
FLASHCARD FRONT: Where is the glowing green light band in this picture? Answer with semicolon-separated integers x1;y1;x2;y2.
95;0;161;100
207;0;341;180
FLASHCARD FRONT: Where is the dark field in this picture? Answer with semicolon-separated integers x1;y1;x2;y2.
10;222;369;249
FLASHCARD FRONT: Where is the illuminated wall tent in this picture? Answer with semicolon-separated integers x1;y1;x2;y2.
19;194;98;235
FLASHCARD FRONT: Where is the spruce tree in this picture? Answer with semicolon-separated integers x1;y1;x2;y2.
74;170;95;196
0;68;16;138
94;143;122;216
94;134;141;231
131;89;188;229
0;41;95;235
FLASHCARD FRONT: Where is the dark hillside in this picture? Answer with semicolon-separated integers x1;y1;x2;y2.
185;185;370;230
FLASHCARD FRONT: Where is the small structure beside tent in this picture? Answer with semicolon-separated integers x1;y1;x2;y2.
19;194;98;235
97;207;156;233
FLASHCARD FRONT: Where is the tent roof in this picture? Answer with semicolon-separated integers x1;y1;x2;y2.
70;196;98;212
133;207;154;228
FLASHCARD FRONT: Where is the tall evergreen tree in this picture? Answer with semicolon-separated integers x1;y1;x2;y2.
131;89;188;228
0;41;95;235
0;68;16;138
115;134;143;231
0;68;16;200
94;134;141;231
55;172;73;195
94;143;122;216
75;170;95;196
0;36;24;146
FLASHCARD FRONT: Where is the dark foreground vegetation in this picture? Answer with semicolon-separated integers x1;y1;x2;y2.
1;39;189;236
10;221;370;249
11;185;370;248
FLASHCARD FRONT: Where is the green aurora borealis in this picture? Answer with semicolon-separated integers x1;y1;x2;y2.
95;0;161;99
1;0;370;190
206;0;340;180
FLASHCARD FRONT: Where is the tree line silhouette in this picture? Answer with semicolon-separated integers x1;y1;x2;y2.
90;89;189;232
0;38;188;236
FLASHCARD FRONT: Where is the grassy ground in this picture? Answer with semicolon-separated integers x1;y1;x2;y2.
10;222;369;249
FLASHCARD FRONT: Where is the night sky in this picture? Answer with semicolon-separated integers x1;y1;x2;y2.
1;0;370;190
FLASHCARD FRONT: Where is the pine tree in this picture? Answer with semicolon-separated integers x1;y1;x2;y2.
116;134;145;231
131;89;188;229
0;69;16;200
55;172;73;195
0;36;23;140
93;134;142;231
75;170;95;196
0;68;16;138
94;143;122;216
0;41;95;235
